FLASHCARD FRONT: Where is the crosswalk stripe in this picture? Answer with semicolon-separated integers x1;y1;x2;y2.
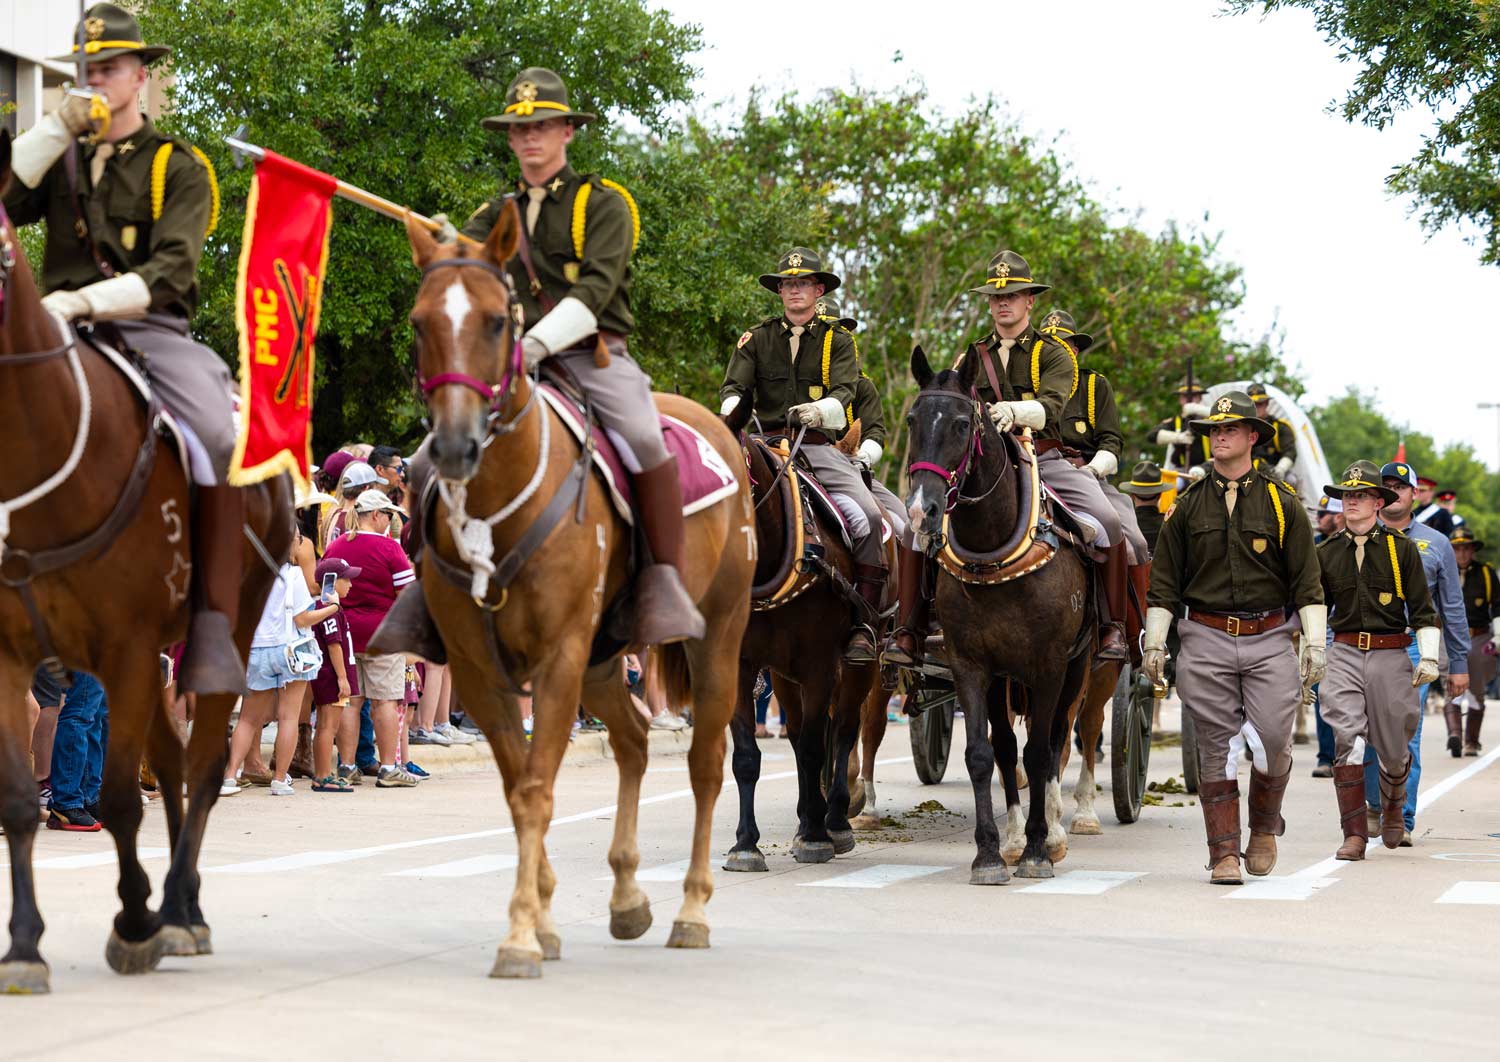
389;853;518;878
595;858;692;883
1016;870;1143;895
798;864;949;889
1435;881;1500;905
1224;876;1339;901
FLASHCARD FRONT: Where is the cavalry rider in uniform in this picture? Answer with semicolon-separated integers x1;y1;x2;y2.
376;67;703;657
1450;527;1497;757
1144;391;1324;885
1246;382;1298;482
3;4;246;693
1315;460;1438;858
1121;461;1169;557
720;251;886;662
1148;381;1212;478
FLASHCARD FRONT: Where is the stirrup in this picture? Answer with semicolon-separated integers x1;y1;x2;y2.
844;625;878;663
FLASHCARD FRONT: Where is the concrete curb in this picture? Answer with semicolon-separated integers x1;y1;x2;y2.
260;725;696;775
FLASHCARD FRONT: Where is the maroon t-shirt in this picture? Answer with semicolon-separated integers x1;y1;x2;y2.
310;609;359;706
323;531;415;653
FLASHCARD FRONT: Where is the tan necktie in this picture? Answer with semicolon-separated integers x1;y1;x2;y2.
1353;533;1368;569
1224;480;1238;518
525;185;547;235
996;337;1017;373
788;324;806;365
90;142;114;187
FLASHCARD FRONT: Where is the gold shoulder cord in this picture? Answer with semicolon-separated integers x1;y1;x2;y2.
1032;339;1078;400
571;178;641;259
1087;373;1097;428
1484;564;1491;606
1386;534;1404;600
151;143;219;237
1265;481;1285;547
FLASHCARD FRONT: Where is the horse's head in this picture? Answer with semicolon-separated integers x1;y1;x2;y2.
904;343;983;543
406;202;522;482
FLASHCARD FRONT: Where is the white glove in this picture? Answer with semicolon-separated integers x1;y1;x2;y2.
1008;400;1046;429
788;402;824;429
524;296;596;364
856;438;883;469
719;395;742;416
1182;402;1210;419
1159;429;1194;446
40;289;90;321
520;334;547;369
1187;465;1207;482
1414;627;1440;687
988;402;1014;432
58;90;110;139
430;212;458;243
41;272;150;322
1142;606;1173;688
11;113;74;189
1274;456;1295;478
1491;616;1500;644
1298;604;1327;688
1085;450;1118;481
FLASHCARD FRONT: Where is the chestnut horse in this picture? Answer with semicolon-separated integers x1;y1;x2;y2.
0;132;292;993
401;205;753;979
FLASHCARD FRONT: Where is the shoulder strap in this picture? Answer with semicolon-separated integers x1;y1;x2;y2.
975;342;1005;402
507;193;556;313
62;146;115;279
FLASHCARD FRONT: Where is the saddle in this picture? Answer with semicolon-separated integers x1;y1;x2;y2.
79;325;194;478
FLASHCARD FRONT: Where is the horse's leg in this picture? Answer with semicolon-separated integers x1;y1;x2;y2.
825;665;869;854
0;662;49;993
142;690;197;956
584;671;652;944
990;682;1025;865
1015;673;1066;879
1044;686;1071;864
850;677;888;829
790;669;836;863
956;669;1006;885
1071;665;1112;837
725;658;768;872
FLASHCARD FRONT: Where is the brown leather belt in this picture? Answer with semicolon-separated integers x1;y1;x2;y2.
1034;439;1064;455
1187;610;1287;637
1333;631;1412;651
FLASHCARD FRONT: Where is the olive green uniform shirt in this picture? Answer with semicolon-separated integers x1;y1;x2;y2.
1460;562;1499;630
851;374;885;448
1058;369;1122;460
1135;502;1164;556
1316;526;1436;634
3;119;214;317
1148;467;1323;615
952;327;1077;443
720;315;858;433
461;164;634;336
1252;417;1299;470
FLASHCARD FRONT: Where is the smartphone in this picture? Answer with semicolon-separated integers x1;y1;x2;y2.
321;571;338;603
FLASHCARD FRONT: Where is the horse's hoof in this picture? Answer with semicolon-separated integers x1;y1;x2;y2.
489;947;543;979
609;900;653;941
1069;815;1103;836
158;925;199;957
1014;858;1054;879
191;924;213;955
537;931;562;961
665;920;710;949
105;928;166;975
723;849;768;873
791;838;835;864
1047;840;1069;863
970;863;1011;886
848;780;867;818
0;960;50;995
1001;846;1025;865
850;813;882;831
828;829;855;855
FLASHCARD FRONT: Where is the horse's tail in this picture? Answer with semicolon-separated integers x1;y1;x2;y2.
645;643;693;718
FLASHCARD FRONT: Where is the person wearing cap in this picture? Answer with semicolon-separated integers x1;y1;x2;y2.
1121;461;1170;556
1315;460;1438;858
721;250;886;662
1145;391;1324;885
3;4;250;694
392;67;701;654
1314;495;1344;543
1435;488;1466;531
309;557;362;792
1412;477;1456;536
1363;461;1470;838
1246;382;1299;482
1450;527;1497;756
1148;381;1213;476
322;460;381;551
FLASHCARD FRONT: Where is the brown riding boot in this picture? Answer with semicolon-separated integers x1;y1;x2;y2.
1445;704;1464;758
289;723;316;779
1333;763;1368;860
881;544;929;668
1463;706;1484;756
1198;779;1243;885
1095;542;1129;663
1378;761;1409;849
179;485;248;695
631;458;706;645
844;563;886;663
1245;763;1290;876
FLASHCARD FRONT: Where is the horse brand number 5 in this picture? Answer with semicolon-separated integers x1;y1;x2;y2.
161;499;183;544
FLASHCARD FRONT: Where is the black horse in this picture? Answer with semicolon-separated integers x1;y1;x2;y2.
904;346;1092;882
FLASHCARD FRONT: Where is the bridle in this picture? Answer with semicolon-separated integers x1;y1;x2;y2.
907;388;999;513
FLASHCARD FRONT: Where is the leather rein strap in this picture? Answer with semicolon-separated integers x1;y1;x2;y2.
975;342;1005;406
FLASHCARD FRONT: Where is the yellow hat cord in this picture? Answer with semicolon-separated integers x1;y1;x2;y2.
504;99;570;118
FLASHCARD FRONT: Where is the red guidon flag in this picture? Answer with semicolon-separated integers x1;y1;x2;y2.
227;150;336;489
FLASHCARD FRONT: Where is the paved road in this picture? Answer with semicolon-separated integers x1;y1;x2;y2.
6;706;1499;1061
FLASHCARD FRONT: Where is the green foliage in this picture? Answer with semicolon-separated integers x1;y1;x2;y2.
1227;0;1500;265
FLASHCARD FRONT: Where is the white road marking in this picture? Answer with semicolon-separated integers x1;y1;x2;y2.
3;847;170;872
1435;881;1500;905
597;858;692;883
1017;870;1144;895
389;853;517;879
798;864;949;889
1225;876;1340;902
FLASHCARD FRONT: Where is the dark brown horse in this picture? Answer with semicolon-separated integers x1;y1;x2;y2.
0;133;292;993
904;346;1091;881
401;205;753;979
720;401;885;869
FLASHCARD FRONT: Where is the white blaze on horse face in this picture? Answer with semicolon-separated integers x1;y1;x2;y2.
442;279;472;352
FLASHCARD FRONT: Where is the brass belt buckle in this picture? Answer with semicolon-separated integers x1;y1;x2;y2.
1357;631;1371;651
1225;615;1241;637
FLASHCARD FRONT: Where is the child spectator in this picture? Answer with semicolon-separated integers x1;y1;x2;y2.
310;557;361;792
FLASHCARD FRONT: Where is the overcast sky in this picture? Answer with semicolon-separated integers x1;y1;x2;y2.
659;0;1500;468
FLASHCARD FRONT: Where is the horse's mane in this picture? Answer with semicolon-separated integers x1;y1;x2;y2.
930;368;967;393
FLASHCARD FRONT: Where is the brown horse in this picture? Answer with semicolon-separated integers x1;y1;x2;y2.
0;133;292;993
401;205;753;979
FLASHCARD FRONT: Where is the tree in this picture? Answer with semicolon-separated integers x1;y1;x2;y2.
1227;0;1500;265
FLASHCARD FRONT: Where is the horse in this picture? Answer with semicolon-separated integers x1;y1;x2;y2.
0;132;292;993
718;399;886;869
400;205;753;979
903;345;1092;881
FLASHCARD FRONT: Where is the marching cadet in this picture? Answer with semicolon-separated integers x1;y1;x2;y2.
1145;391;1325;885
1315;461;1438;858
1450;527;1497;756
1147;381;1213;477
1120;461;1169;556
721;251;886;662
1246;382;1298;481
3;4;248;692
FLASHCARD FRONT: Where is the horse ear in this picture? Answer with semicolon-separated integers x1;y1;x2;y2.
956;343;980;394
722;394;754;435
0;129;11;196
406;210;438;269
911;344;934;389
484;199;521;267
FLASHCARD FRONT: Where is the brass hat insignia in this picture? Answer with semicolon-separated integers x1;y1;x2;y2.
1215;396;1233;414
85;16;105;41
815;300;827;315
515;80;539;102
787;252;804;269
1044;312;1061;329
994;260;1011;279
1344;465;1361;481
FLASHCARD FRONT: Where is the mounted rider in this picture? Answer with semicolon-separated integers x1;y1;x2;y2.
721;250;887;662
372;67;703;660
3;4;246;693
1147;380;1213;477
1246;381;1298;482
